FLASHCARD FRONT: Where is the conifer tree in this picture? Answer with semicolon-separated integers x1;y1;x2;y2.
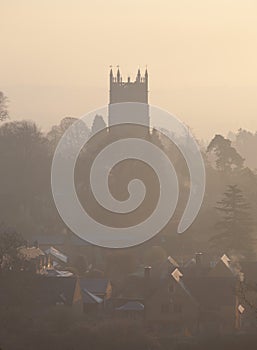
210;184;255;258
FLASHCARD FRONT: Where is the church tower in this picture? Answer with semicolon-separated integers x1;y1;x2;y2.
108;68;149;129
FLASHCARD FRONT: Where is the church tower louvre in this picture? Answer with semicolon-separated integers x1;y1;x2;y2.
108;67;149;130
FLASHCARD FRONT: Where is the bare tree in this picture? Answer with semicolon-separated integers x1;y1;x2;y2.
0;92;9;121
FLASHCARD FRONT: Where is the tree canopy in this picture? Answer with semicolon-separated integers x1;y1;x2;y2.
210;184;255;258
0;224;25;270
207;134;245;173
0;92;9;121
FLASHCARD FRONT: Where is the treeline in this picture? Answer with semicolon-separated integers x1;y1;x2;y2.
0;113;257;259
229;128;257;170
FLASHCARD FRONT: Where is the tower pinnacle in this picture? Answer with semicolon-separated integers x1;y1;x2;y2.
108;67;149;129
117;67;121;83
137;68;141;82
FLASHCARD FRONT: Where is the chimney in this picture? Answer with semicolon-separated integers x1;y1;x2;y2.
195;252;203;266
144;266;152;279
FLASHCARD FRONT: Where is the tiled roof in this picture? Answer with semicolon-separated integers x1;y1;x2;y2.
0;275;79;306
82;289;103;304
80;278;110;295
116;301;144;311
44;269;73;277
45;246;68;263
182;276;236;307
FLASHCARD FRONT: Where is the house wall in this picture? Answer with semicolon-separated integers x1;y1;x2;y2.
72;279;83;313
145;281;198;335
105;281;112;300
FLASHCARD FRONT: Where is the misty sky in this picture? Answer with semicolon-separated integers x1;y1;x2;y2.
1;0;257;140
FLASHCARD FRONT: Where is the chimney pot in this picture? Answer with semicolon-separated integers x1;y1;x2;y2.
195;252;203;265
144;266;152;279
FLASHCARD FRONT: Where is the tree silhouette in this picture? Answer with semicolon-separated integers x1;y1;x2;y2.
0;121;52;236
91;114;106;135
232;128;257;170
0;92;8;121
210;184;255;258
207;134;244;173
0;225;25;270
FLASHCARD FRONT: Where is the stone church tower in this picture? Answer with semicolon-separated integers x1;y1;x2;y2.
108;68;149;129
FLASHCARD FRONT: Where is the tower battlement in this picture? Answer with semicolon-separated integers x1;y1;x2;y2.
108;67;149;129
109;68;148;104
